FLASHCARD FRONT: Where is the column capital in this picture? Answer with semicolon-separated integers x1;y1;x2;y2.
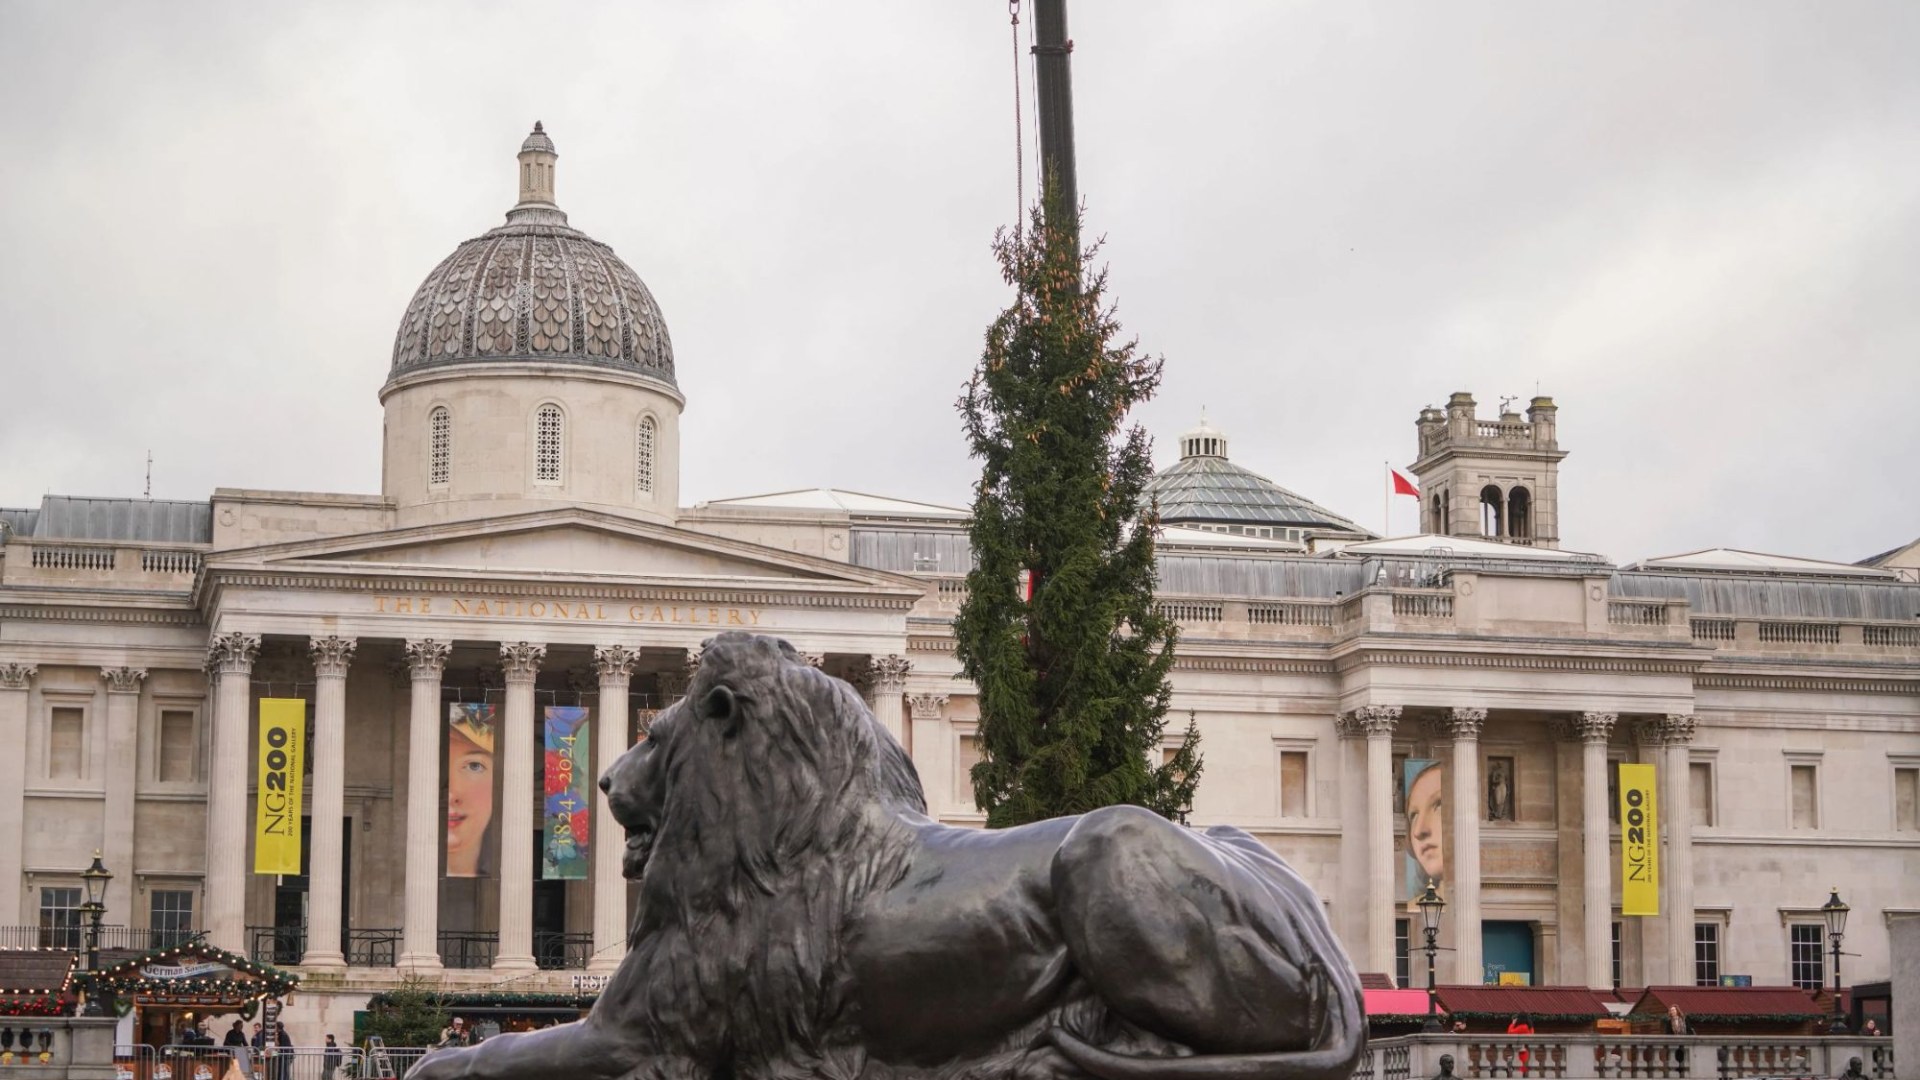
499;642;547;683
1575;711;1618;744
908;693;949;721
100;667;148;694
868;655;912;692
1349;705;1401;737
308;636;358;679
206;633;261;676
0;663;37;691
1447;706;1488;739
1660;713;1697;745
593;645;639;680
404;639;452;680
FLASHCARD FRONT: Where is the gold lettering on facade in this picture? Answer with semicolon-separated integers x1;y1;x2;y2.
377;596;763;626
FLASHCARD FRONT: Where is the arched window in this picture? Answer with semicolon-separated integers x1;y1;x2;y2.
1430;493;1442;533
636;415;656;496
429;407;451;487
534;403;564;483
1507;486;1532;540
1479;484;1505;538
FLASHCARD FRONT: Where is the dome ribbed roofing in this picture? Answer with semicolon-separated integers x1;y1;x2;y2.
1146;418;1364;533
387;125;674;387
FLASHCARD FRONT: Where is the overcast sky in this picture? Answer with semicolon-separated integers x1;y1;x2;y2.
2;2;1916;565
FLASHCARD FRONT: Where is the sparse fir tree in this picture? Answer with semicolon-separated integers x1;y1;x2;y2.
361;973;450;1048
954;198;1201;828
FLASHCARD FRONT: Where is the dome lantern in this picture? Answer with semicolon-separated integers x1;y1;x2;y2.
513;121;563;225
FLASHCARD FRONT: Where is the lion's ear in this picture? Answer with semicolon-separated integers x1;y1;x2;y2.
703;684;740;736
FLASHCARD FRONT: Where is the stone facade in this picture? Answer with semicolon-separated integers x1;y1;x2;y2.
1;126;1916;1043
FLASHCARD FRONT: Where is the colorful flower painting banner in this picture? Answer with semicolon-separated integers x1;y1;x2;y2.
543;706;592;879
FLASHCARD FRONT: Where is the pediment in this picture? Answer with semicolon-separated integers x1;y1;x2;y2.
211;510;914;592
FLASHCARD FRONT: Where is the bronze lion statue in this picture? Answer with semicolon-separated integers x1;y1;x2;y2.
410;632;1362;1080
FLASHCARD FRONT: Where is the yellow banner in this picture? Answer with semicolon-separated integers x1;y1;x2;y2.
255;699;305;875
1619;763;1659;915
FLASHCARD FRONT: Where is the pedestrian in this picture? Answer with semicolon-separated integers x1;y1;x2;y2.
1862;1020;1882;1037
435;1018;471;1050
1664;1005;1689;1035
223;1023;248;1049
1506;1014;1533;1077
322;1036;341;1080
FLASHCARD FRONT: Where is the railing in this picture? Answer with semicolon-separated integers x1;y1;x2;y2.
1156;601;1223;623
1390;592;1454;619
348;927;401;967
366;1047;429;1080
145;1046;364;1080
1475;420;1534;440
0;924;200;950
140;550;202;574
931;577;968;604
30;546;116;570
1248;602;1335;627
1757;621;1841;645
249;925;306;966
438;930;498;970
1690;618;1735;642
1606;599;1670;626
1356;1035;1892;1080
1863;624;1920;647
534;930;593;971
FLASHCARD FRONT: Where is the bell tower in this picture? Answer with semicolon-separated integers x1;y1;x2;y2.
1409;392;1567;548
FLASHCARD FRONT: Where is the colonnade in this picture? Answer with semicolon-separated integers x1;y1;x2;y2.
198;632;913;971
1339;705;1698;990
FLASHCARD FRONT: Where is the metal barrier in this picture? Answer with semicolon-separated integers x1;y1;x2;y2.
146;1046;363;1080
437;931;497;970
362;1046;428;1080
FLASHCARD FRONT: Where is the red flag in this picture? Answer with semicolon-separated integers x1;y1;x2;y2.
1391;468;1420;497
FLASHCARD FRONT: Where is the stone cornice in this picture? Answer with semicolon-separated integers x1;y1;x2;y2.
0;603;203;626
1338;650;1701;676
1174;655;1338;676
1695;671;1920;695
197;568;919;614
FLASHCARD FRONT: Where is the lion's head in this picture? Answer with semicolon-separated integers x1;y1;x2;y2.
600;632;925;892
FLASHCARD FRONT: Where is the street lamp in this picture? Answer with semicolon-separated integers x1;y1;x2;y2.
1821;887;1849;1034
1418;878;1446;1033
79;852;112;1018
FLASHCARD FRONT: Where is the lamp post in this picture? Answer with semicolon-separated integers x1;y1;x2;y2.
1418;878;1445;1032
1821;887;1849;1034
79;852;112;1018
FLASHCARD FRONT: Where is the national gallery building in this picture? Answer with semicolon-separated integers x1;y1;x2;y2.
2;127;1916;1038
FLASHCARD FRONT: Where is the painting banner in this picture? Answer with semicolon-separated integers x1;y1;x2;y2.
448;703;498;879
543;706;592;879
1402;757;1444;901
254;698;306;875
1619;762;1659;915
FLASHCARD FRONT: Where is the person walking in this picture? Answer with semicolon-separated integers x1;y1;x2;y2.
322;1036;342;1080
1664;1005;1690;1035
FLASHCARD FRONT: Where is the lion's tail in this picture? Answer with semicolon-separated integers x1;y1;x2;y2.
1042;975;1365;1080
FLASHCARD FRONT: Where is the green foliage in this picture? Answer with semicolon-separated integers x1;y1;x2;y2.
359;973;448;1048
954;195;1200;828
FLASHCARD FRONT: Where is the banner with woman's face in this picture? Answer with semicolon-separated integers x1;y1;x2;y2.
1403;757;1445;900
447;703;499;878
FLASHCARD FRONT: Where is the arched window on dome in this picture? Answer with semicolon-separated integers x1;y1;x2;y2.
636;415;656;497
429;406;452;487
534;403;565;484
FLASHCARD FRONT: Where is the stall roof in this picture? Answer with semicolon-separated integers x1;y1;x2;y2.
1364;989;1432;1016
0;951;75;996
1433;986;1614;1018
1630;986;1823;1018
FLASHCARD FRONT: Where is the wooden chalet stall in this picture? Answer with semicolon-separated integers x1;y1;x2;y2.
1628;986;1826;1036
93;942;298;1054
1431;986;1618;1033
0;950;77;1061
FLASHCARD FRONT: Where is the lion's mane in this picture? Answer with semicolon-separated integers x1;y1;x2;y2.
625;633;925;1077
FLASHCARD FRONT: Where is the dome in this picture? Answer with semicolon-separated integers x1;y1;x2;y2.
387;123;675;388
1147;417;1367;535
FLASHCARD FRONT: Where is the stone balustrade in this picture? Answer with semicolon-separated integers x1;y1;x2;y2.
2;540;204;587
1353;1034;1895;1080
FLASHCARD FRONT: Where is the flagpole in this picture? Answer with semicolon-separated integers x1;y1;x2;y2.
1383;461;1390;539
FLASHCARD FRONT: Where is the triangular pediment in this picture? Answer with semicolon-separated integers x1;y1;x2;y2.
209;509;920;594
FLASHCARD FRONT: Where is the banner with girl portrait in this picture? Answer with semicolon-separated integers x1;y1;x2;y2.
447;704;499;878
1402;757;1444;899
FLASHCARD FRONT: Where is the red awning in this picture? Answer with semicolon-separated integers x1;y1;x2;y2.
1366;989;1434;1015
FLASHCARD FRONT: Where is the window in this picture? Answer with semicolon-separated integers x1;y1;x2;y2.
1395;918;1411;988
158;710;196;783
39;888;82;949
1790;763;1818;829
1479;485;1505;537
1694;922;1720;986
1896;767;1918;832
150;890;195;947
1789;924;1825;989
1278;750;1309;818
1611;921;1623;989
48;707;83;779
1507;486;1532;540
1690;761;1715;828
534;403;564;483
636;416;656;496
429;406;452;486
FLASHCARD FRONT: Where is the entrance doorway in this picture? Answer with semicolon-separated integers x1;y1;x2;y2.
267;817;352;963
1482;921;1536;985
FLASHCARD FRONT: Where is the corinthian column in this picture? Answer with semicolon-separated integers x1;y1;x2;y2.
0;664;37;924
1576;711;1617;989
205;633;260;951
303;636;355;968
866;656;911;745
100;667;147;920
1447;707;1487;984
399;639;450;970
1662;713;1698;986
1353;705;1401;981
589;645;637;973
495;642;545;972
